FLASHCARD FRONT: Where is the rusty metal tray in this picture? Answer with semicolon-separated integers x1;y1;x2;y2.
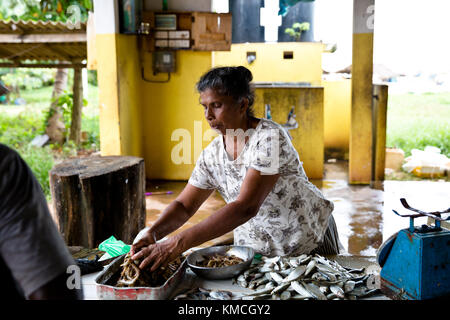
95;254;187;300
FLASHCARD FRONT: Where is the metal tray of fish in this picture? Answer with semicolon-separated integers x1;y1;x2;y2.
95;253;187;300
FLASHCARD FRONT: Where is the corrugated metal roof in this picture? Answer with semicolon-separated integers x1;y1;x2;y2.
0;19;86;34
0;19;87;66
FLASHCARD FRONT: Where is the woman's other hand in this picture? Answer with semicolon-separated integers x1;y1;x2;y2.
131;235;183;272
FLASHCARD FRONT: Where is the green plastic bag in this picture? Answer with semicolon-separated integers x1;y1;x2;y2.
98;236;130;258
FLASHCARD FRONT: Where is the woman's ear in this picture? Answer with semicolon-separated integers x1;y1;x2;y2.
240;97;249;114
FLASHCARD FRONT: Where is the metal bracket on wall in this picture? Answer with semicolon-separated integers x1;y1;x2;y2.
141;67;170;83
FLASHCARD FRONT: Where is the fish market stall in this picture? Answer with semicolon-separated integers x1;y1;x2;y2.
90;246;388;300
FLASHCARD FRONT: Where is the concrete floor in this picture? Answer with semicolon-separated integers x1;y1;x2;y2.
145;160;450;256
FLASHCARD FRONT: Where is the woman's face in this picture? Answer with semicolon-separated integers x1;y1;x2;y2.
199;88;248;135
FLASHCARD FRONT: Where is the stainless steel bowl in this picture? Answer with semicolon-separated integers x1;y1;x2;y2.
187;245;255;280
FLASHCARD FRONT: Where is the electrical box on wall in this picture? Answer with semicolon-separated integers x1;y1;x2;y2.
152;51;176;74
139;11;231;52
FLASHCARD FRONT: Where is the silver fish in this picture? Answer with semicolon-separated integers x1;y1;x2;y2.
316;263;341;276
311;272;329;282
241;294;272;300
269;272;285;284
330;285;345;299
326;293;337;300
280;291;291;300
258;265;274;273
303;282;327;300
298;255;311;265
282;265;307;283
209;290;232;300
246;287;274;296
264;272;273;281
290;281;313;298
262;256;280;264
319;286;329;294
289;258;300;268
279;260;290;270
271;282;290;294
265;281;277;290
304;260;317;276
237;280;248;288
279;268;292;277
256;284;267;291
344;280;356;293
244;267;259;277
248;277;269;289
290;294;310;300
237;274;247;282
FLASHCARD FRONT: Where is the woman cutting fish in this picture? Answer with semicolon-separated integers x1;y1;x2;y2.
131;66;341;272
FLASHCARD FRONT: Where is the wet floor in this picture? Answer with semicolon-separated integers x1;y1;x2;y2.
145;160;450;256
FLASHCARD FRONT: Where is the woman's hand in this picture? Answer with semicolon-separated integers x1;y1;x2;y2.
131;235;183;272
130;227;156;256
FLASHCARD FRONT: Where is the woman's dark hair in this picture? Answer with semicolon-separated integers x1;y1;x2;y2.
196;66;255;117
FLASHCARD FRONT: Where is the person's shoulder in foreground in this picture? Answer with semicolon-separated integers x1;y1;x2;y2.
0;143;83;300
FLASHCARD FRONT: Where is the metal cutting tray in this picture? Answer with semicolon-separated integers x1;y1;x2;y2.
95;253;187;300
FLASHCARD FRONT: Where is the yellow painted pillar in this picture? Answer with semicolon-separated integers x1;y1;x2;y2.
93;0;143;157
372;84;388;182
254;86;324;179
349;0;375;184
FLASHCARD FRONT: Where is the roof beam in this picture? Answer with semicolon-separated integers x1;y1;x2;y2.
43;44;72;60
0;33;86;43
0;62;86;69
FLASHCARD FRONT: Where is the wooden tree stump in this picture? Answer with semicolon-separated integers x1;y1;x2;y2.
49;156;146;248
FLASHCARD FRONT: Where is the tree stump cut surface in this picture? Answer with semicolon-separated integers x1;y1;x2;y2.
50;156;146;248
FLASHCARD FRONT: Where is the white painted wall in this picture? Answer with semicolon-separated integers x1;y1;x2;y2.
315;0;450;74
93;0;119;34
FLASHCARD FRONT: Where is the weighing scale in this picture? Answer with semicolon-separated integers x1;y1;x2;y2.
377;198;450;300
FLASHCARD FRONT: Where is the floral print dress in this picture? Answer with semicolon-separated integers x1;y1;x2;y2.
188;118;334;257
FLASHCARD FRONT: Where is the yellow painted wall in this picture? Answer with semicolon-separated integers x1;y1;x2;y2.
323;79;351;152
117;35;144;158
254;87;325;179
140;50;215;180
212;42;323;85
96;33;214;179
97;36;353;180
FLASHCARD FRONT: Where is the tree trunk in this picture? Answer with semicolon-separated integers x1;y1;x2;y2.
46;68;68;144
70;67;83;144
49;156;146;248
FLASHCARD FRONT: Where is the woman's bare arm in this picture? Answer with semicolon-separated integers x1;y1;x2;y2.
131;183;213;255
133;169;279;271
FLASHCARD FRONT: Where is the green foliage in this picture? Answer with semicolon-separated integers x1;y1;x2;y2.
0;0;92;22
386;92;450;158
20;144;55;198
42;90;88;141
284;22;310;41
0;111;44;147
0;68;55;91
87;70;98;86
0;84;99;199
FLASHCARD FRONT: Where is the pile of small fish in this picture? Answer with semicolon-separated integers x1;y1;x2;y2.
198;253;244;268
173;287;234;300
234;254;380;300
172;253;380;300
